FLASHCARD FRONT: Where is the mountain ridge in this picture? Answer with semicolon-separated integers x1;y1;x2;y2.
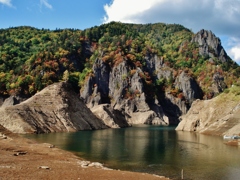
0;21;239;128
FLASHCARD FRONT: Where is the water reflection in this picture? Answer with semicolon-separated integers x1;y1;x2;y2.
176;131;240;180
25;125;240;180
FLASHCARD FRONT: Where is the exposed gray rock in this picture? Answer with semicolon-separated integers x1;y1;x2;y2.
175;71;203;104
1;96;19;107
160;93;185;125
80;75;95;104
80;56;171;126
129;111;168;125
93;58;111;103
80;32;232;127
191;29;230;63
90;104;130;128
145;54;172;80
0;82;108;134
109;61;129;105
210;72;227;94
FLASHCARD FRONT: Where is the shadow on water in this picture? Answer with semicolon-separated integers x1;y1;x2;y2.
24;125;240;180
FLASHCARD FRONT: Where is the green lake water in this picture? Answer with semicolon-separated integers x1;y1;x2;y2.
24;125;240;180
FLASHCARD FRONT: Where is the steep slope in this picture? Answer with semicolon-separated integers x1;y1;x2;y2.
0;82;108;133
176;85;240;136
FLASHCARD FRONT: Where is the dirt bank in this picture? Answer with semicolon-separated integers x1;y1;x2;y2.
0;126;169;180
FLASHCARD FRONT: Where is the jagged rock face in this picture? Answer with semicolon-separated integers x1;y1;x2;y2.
191;29;229;63
81;52;207;126
80;75;95;104
145;54;172;80
210;72;227;94
0;82;108;134
175;71;203;104
109;61;130;106
160;93;187;125
93;58;111;103
81;57;170;126
81;58;111;106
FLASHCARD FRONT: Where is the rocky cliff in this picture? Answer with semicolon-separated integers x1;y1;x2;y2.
81;53;205;125
81;57;171;126
81;29;232;126
176;85;240;136
0;82;108;133
191;29;230;63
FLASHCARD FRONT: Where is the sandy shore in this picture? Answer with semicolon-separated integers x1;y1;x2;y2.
0;127;169;180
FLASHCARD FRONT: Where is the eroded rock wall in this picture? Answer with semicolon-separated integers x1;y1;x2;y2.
81;56;190;126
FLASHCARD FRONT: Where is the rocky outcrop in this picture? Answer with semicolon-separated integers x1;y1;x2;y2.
0;82;108;134
174;71;203;104
210;72;227;94
1;95;29;108
191;29;230;63
159;70;203;124
176;86;240;136
81;57;170;126
1;96;19;107
90;104;130;128
80;29;234;126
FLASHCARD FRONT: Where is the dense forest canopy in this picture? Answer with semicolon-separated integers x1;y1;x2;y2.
0;22;239;98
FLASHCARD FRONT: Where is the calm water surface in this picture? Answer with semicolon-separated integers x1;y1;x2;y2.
25;125;240;180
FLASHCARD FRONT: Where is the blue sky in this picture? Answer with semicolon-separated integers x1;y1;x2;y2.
1;0;240;64
0;0;109;30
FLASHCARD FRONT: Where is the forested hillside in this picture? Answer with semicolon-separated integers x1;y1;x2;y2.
0;22;239;101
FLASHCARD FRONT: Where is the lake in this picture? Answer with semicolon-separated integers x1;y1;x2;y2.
24;125;240;180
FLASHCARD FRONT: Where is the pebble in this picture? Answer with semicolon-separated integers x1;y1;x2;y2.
78;161;108;169
39;166;50;170
13;151;27;156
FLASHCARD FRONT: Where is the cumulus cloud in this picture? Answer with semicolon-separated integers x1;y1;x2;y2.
0;0;12;7
40;0;52;9
230;46;240;64
103;0;240;63
227;37;240;64
103;0;240;35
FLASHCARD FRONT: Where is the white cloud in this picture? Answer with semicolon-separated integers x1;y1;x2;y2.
40;0;52;9
0;0;12;7
103;0;161;23
103;0;240;34
230;46;240;64
103;0;240;63
227;37;240;64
